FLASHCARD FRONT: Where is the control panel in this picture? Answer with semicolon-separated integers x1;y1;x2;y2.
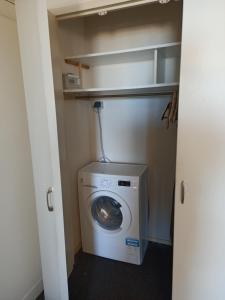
118;180;131;187
82;175;138;189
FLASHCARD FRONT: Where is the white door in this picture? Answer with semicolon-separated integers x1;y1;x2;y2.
15;1;69;299
173;1;225;299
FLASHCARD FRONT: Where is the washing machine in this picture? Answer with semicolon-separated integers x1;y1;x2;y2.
78;162;149;265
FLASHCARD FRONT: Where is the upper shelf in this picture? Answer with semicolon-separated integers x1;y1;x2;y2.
63;42;181;98
65;42;181;66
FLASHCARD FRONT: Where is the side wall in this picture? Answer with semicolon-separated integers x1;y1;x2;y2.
49;12;93;272
0;2;42;299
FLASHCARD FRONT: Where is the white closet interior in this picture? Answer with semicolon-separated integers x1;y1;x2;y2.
49;0;182;272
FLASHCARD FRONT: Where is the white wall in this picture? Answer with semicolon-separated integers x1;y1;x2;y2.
91;98;177;242
55;2;181;247
0;2;42;300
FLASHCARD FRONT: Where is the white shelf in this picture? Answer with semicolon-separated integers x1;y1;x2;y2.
63;42;181;99
65;42;181;66
63;83;179;98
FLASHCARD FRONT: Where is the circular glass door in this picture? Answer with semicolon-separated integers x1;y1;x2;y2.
91;196;123;231
87;191;131;234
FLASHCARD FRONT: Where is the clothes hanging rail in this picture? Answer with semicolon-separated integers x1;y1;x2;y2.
63;82;179;99
64;90;177;100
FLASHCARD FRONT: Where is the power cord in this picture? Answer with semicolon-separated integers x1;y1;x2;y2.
94;102;111;163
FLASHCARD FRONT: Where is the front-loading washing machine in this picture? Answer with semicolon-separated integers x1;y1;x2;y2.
78;162;149;265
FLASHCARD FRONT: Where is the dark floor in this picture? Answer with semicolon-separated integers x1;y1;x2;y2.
37;242;172;300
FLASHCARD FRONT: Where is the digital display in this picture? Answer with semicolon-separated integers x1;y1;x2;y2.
118;180;131;187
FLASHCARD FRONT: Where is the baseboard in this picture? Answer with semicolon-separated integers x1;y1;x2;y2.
146;236;172;246
74;242;82;254
67;250;75;276
67;242;82;276
22;279;43;300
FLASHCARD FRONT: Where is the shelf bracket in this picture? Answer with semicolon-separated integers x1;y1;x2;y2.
64;59;90;70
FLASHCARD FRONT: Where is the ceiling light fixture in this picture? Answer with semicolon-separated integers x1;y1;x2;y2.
98;10;108;16
158;0;171;4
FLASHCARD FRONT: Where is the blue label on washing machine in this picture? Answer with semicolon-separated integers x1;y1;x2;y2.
125;238;140;247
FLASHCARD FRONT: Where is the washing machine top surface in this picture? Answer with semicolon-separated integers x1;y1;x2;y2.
79;162;147;177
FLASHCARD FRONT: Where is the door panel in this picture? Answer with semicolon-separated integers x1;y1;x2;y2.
16;1;68;299
173;1;225;299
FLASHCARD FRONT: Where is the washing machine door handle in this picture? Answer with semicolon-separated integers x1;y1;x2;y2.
112;200;121;209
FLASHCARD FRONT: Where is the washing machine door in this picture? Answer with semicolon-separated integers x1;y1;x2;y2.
88;191;131;234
